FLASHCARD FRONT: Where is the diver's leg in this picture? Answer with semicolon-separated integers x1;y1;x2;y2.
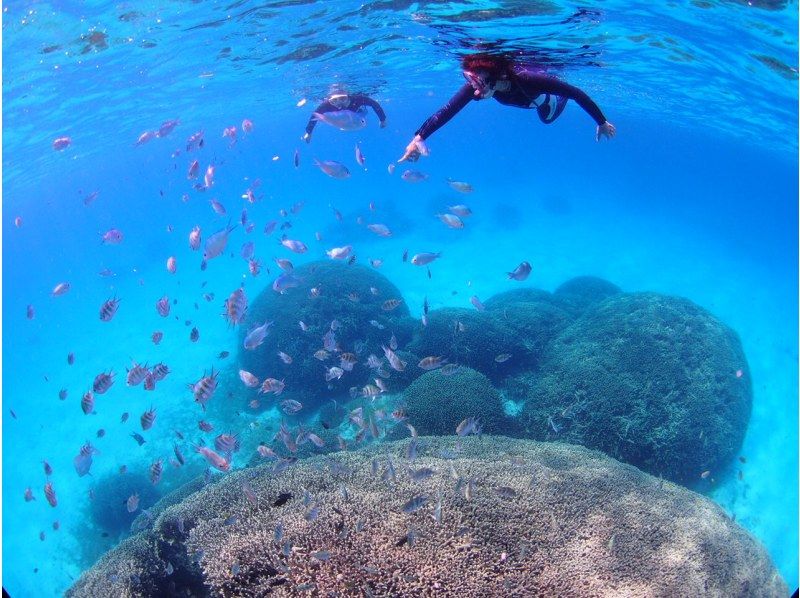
536;95;568;124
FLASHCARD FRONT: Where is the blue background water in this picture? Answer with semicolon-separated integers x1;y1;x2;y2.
3;1;797;595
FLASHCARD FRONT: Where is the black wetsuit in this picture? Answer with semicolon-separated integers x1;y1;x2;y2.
415;65;607;140
305;95;387;137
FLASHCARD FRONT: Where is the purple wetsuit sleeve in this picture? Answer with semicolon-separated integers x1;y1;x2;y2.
305;101;335;136
521;74;607;125
414;84;474;140
352;95;387;122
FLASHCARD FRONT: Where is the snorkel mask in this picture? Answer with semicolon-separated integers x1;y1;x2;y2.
329;93;351;109
463;70;495;98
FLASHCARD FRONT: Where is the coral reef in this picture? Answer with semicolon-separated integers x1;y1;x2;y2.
482;288;574;362
406;308;531;381
67;436;787;597
511;292;752;484
552;275;622;316
239;261;414;409
401;367;515;436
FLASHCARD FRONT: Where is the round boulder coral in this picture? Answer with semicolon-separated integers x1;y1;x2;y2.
239;261;414;409
401;367;513;436
512;292;752;484
407;307;531;381
67;436;787;597
483;288;574;362
552;275;622;316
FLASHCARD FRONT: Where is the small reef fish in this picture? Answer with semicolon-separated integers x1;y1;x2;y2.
52;136;71;151
381;299;403;311
401;169;429;183
127;493;139;513
243;321;273;350
508;261;532;281
99;297;121;321
273;272;301;294
494;353;512;363
314;159;350;179
313;110;366;131
127;362;149;386
470;296;485;311
44;482;58;507
260;378;285;395
101;229;124;244
326;245;353;260
203;224;236;262
140;407;157;431
401;495;428;514
447;180;473;194
189;369;219;411
73;442;99;477
418;356;447;370
156;296;170;317
448;204;473;217
166;256;177;274
150;459;163;485
92;371;115;394
224;288;248;326
51;282;71;297
411;252;441;266
239;370;260;387
195;445;230;472
281;238;308;253
355;144;366;167
81;391;95;415
367;223;392;237
456;417;481;437
437;213;464;229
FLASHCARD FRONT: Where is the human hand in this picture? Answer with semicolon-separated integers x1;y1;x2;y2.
380;120;387;129
596;121;616;141
398;135;428;163
302;132;311;144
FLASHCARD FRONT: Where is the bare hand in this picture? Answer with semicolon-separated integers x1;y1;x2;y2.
398;135;428;163
302;132;311;144
596;121;616;141
380;120;387;129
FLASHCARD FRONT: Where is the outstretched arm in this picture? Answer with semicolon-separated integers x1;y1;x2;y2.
415;84;474;140
399;84;474;162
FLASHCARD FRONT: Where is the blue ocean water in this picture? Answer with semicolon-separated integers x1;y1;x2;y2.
2;0;797;595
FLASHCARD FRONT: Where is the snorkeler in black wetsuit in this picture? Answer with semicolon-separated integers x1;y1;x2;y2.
303;93;387;142
399;54;616;162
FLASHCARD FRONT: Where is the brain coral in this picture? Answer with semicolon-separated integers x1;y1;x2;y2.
239;260;414;409
66;436;786;597
511;292;752;485
401;367;514;436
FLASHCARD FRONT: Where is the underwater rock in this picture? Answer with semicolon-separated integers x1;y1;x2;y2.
89;472;160;538
66;436;787;597
552;275;622;316
511;292;752;485
407;307;531;381
240;261;414;409
400;367;515;437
